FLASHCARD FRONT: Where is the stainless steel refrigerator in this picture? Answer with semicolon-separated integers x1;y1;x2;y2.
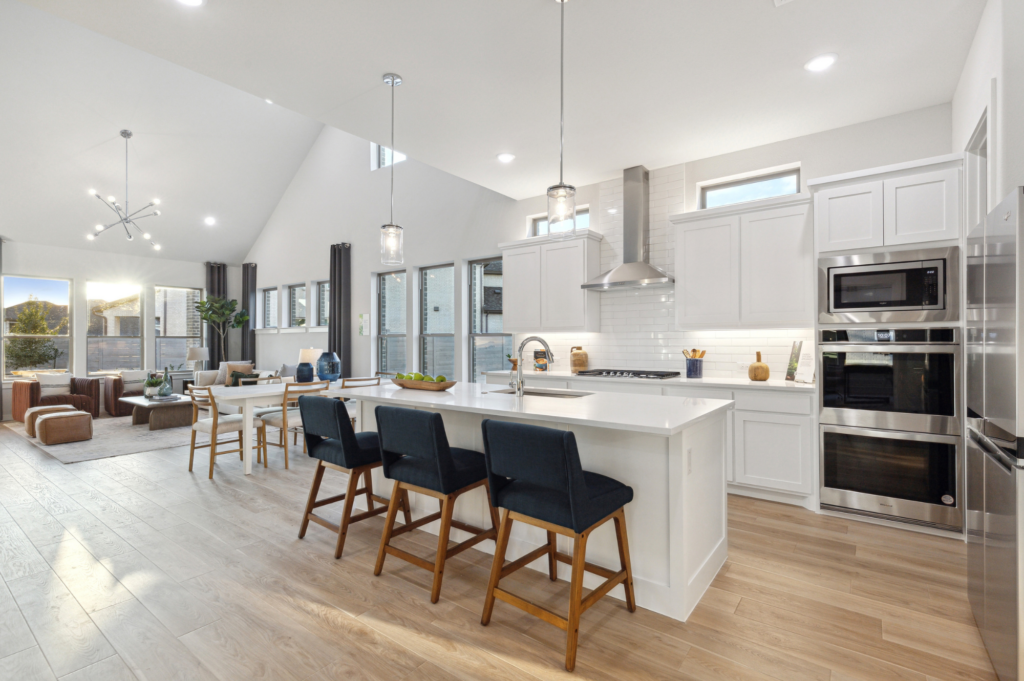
968;187;1024;681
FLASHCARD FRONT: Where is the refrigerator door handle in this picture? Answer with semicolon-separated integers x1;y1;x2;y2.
972;426;1019;472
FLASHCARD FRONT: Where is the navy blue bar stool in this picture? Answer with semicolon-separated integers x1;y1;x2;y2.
297;396;410;559
373;406;500;603
479;419;636;672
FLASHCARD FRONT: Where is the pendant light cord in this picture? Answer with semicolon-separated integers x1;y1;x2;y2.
559;0;564;185
390;79;395;225
124;135;129;215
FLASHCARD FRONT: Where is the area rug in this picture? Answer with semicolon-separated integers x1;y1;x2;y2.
4;417;199;464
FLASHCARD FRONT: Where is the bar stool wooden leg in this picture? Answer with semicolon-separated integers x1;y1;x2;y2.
614;509;636;612
188;430;197;472
430;494;456;604
335;468;360;559
363;470;375;513
546;530;558;581
482;509;512;626
374;481;403;576
299;461;326;538
401;489;413;526
565;530;590;672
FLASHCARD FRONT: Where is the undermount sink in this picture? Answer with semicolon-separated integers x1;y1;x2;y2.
486;387;593;399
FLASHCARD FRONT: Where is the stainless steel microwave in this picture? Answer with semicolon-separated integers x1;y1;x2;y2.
818;246;960;324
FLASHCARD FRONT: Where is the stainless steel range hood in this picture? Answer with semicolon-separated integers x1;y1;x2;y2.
582;165;674;290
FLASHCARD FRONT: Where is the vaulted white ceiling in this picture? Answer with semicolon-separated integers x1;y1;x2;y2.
16;0;985;201
0;0;323;264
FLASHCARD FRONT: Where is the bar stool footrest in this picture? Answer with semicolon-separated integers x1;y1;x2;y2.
493;588;568;631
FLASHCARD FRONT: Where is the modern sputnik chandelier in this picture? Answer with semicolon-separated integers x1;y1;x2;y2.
88;130;162;251
547;0;576;240
380;73;404;265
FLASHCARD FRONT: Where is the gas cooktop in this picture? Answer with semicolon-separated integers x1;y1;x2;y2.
575;369;681;379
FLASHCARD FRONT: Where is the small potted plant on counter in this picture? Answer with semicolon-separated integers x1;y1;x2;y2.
143;375;164;397
507;353;518;371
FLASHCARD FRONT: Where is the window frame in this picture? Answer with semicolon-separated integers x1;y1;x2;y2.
376;270;407;375
316;280;330;327
287;283;307;328
260;287;279;329
419;263;454;379
2;274;73;379
370;143;407;171
153;285;204;372
699;167;801;209
85;281;143;376
468;257;513;383
530;206;590;237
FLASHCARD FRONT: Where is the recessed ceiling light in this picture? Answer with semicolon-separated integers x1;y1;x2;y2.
204;216;216;226
177;0;204;6
497;153;515;163
265;99;273;104
804;53;838;72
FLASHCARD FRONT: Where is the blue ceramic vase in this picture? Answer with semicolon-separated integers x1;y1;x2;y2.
317;351;342;382
296;363;315;384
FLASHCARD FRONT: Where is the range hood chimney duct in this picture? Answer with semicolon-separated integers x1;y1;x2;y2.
582;165;674;290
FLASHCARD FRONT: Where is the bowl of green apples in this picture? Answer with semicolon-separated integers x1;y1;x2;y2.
391;373;456;391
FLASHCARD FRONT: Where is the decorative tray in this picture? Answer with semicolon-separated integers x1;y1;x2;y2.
391;379;457;392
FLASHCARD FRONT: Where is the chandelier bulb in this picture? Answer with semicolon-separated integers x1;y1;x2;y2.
88;189;97;196
86;234;95;240
107;196;116;203
154;210;161;216
152;198;161;205
153;244;162;251
143;233;151;240
95;224;104;231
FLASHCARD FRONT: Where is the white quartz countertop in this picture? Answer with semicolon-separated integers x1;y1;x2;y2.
483;370;815;392
323;382;732;436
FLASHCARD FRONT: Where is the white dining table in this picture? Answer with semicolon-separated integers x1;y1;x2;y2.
205;383;297;475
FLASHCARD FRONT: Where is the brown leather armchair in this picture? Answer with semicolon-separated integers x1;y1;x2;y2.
12;378;100;422
104;376;143;417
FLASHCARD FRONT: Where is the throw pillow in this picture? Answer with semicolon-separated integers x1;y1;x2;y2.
119;369;148;394
215;362;229;386
229;371;260;387
224;362;254;386
36;373;72;398
279;363;298;378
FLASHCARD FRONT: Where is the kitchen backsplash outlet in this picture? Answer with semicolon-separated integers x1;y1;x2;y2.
511;164;814;381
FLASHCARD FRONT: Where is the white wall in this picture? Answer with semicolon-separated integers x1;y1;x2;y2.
244;125;519;379
2;240;239;418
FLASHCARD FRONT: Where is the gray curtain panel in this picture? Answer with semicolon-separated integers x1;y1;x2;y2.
328;243;352;378
241;263;257;364
205;262;228;366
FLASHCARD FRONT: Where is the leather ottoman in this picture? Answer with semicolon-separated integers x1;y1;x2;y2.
36;411;93;445
25;405;79;438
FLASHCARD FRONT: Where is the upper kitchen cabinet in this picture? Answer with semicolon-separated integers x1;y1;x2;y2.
499;230;601;333
671;194;814;329
809;154;962;253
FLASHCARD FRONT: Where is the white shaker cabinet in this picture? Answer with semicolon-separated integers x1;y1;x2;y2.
671;194;814;328
733;410;814;495
810;154;962;253
500;231;601;333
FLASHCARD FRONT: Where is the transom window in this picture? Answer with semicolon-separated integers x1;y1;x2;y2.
87;282;142;374
468;258;513;384
371;143;407;170
377;271;406;375
701;168;800;209
2;276;71;378
420;264;454;380
154;286;203;371
531;207;589;237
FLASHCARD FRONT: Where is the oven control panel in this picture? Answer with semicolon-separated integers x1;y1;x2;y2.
821;328;956;343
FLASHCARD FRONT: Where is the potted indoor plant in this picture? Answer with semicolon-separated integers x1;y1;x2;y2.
143;375;164;398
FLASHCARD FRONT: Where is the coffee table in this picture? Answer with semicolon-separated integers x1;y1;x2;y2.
119;395;193;431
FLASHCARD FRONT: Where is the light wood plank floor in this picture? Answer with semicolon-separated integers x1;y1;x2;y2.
0;426;995;680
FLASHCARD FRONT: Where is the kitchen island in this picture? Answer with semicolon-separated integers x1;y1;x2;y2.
323;381;733;621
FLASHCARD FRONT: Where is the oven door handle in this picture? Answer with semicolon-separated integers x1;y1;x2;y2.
819;344;959;353
970;425;1020;471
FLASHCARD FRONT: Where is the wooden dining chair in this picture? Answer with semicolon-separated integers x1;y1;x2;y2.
187;387;268;479
260;381;329;468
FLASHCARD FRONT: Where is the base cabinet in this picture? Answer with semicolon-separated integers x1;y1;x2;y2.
733;410;814;495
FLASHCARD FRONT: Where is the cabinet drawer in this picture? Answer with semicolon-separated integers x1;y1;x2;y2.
734;391;812;415
569;381;661;395
662;386;733;401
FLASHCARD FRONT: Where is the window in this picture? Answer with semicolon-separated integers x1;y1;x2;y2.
288;284;306;327
371;143;406;170
154;286;203;371
262;288;278;329
3;276;71;378
469;258;514;384
316;281;330;327
700;168;800;209
532;208;589;237
377;271;406;374
87;282;142;373
420;265;454;379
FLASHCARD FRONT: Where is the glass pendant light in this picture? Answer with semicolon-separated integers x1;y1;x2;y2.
381;73;404;265
547;0;576;241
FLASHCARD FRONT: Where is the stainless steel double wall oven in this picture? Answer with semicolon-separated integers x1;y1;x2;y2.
818;247;962;530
